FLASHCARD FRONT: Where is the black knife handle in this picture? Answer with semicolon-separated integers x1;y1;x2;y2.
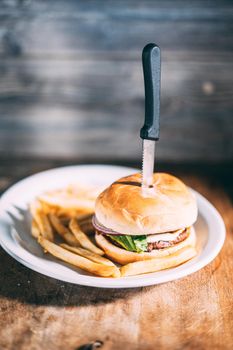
140;43;161;141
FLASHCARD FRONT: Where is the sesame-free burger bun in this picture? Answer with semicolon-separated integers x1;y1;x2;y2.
95;226;196;265
95;173;197;235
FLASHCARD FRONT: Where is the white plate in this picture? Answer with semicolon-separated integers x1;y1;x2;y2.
0;165;225;288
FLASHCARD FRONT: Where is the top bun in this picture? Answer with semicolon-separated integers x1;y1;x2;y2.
95;173;197;235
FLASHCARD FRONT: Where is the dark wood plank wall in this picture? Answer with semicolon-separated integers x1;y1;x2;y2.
0;0;232;162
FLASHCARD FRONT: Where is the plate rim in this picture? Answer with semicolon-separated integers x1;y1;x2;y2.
0;164;226;288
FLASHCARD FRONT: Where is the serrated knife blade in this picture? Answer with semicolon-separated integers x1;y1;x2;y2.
142;139;155;188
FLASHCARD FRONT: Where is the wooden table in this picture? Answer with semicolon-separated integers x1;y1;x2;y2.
0;159;232;350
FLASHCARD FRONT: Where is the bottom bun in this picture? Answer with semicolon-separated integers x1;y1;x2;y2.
95;227;196;265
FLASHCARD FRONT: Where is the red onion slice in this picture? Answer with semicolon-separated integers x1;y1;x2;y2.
92;216;125;235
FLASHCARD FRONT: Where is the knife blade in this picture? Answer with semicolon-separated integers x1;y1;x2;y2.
142;139;155;188
140;43;161;189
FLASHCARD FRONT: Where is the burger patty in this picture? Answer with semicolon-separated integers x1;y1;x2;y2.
147;229;188;251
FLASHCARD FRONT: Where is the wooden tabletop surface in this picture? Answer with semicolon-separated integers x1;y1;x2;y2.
0;159;232;350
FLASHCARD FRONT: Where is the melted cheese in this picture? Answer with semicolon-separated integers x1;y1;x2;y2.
147;228;184;243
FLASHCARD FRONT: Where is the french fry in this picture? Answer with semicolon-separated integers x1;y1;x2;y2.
120;247;197;277
60;243;116;267
66;184;103;199
49;214;79;247
57;208;92;218
39;198;94;219
37;212;54;241
69;218;104;255
38;194;95;212
30;201;54;241
38;236;119;277
31;219;40;238
38;200;56;215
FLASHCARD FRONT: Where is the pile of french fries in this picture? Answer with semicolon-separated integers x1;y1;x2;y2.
30;184;196;278
30;185;120;278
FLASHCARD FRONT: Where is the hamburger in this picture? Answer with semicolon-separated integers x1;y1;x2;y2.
93;173;197;269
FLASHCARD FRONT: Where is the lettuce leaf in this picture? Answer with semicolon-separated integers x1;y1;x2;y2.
133;235;148;252
108;234;147;253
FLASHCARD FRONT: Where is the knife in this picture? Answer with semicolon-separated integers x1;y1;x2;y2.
140;43;161;188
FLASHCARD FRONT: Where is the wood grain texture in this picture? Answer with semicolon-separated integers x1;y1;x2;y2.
0;0;232;161
1;0;233;55
0;55;232;161
0;159;232;350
